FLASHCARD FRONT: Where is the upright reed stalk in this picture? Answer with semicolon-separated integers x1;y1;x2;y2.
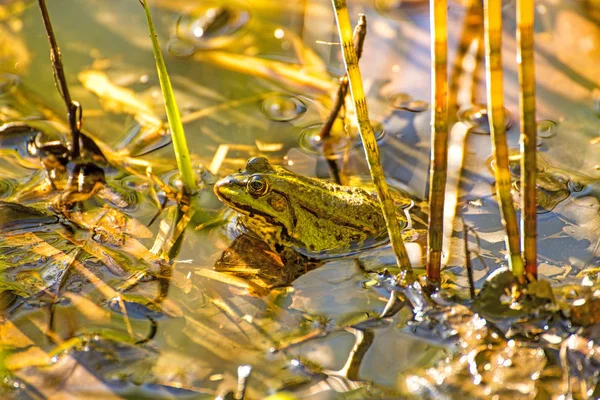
483;0;525;278
140;0;196;194
517;0;537;278
426;0;449;285
330;0;413;281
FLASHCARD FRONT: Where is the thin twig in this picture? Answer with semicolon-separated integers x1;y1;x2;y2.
319;15;367;142
321;16;367;185
37;0;81;159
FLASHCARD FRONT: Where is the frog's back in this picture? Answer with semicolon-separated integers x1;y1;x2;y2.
272;167;387;233
268;168;395;257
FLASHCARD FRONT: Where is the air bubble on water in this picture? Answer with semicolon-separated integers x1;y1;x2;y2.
404;99;429;112
537;119;557;138
298;121;385;155
176;5;250;50
457;104;512;135
388;92;429;112
167;39;196;59
261;94;307;122
388;92;412;109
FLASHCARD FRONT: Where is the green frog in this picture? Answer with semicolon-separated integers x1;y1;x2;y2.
214;157;410;259
507;154;591;213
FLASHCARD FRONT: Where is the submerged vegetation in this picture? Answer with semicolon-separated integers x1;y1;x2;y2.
0;0;598;399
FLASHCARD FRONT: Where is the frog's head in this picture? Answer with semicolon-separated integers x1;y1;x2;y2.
214;157;295;233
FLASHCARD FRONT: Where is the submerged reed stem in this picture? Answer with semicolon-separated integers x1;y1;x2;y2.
517;0;537;278
140;0;196;194
330;0;413;280
426;0;449;285
483;0;524;278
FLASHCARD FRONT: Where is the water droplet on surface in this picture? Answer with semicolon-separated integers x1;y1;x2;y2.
537;119;557;138
457;104;512;135
298;121;385;156
176;5;250;50
261;94;307;122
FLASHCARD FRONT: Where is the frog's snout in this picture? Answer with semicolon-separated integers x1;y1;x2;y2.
214;176;241;203
213;177;230;201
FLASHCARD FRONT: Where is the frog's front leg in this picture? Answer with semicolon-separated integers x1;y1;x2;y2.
239;215;287;253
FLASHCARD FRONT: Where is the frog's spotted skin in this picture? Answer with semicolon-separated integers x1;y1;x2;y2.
214;157;406;258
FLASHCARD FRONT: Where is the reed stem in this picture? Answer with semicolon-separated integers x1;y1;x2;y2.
483;0;524;278
426;0;449;285
517;0;537;278
330;0;413;281
139;0;196;194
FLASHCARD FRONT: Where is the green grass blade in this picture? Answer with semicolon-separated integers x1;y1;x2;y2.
140;0;196;194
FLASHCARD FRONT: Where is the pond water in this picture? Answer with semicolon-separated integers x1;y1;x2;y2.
0;0;599;398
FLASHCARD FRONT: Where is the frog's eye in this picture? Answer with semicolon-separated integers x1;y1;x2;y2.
246;157;274;173
247;176;269;197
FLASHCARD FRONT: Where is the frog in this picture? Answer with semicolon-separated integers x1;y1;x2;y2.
213;157;410;259
507;153;592;213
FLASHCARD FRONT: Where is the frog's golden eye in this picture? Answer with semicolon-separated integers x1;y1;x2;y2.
247;176;269;197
